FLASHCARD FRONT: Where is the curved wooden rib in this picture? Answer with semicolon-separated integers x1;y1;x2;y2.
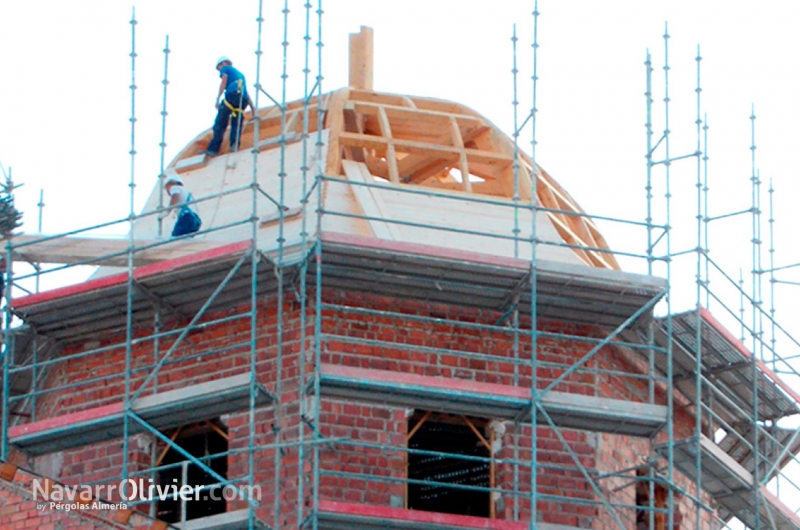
168;87;620;270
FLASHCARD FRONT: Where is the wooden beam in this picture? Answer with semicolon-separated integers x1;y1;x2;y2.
450;116;472;192
406;410;431;442
521;157;620;270
460;415;490;451
324;89;350;176
349;26;373;91
364;154;389;179
338;132;514;167
342;161;400;240
282;109;300;135
342;101;367;163
545;212;616;269
397;152;457;179
401;96;417;109
155;426;183;467
408;159;454;184
352;101;485;130
349;89;409;108
376;107;400;183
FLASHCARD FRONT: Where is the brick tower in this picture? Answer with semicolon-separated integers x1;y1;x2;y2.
2;22;799;530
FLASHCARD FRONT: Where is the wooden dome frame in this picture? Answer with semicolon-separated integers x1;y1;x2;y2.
170;87;619;270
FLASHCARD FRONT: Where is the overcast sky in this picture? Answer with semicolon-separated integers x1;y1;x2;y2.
3;0;800;346
3;1;800;523
2;1;799;292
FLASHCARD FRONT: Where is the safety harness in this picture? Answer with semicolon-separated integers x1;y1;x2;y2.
222;78;246;116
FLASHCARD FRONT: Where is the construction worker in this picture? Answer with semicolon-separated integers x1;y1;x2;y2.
164;177;202;237
205;57;256;157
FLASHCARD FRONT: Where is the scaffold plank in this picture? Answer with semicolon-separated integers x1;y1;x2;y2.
318;365;667;438
317;500;580;530
657;435;800;530
12;240;252;309
653;309;800;423
318;231;666;329
8;374;272;455
9;240;279;342
11;233;227;267
10;232;664;344
716;424;800;483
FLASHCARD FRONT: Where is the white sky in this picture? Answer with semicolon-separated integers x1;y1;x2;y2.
2;1;800;524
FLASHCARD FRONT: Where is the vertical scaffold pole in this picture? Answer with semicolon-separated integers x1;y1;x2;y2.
751;137;764;366
702;115;709;309
122;6;138;490
35;189;44;292
1;169;13;458
276;5;290;470
251;2;266;529
1;242;11;460
157;35;170;238
1;167;11;458
749;107;761;529
644;49;654;278
312;2;325;528
739;269;745;342
529;2;540;527
692;44;704;530
273;1;291;528
510;23;522;519
644;49;655;406
643;45;657;530
662;23;675;530
768;179;776;370
37;189;44;233
643;56;659;520
512;25;521;260
297;0;315;525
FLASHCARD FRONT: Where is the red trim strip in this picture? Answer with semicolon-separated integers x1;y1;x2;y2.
699;307;800;406
12;240;252;309
759;486;800;526
318;500;528;529
8;403;124;438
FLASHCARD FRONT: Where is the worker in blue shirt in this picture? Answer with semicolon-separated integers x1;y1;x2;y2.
164;177;202;237
205;57;256;157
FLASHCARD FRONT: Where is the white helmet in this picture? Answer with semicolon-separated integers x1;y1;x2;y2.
216;56;231;68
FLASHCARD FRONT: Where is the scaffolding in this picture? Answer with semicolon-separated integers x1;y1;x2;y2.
1;3;800;530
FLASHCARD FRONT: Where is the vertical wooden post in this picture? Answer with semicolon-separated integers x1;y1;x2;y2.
349;26;374;91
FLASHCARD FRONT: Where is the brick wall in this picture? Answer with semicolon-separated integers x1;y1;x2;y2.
8;286;705;528
0;463;164;530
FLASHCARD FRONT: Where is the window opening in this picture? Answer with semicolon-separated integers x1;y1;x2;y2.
635;468;668;530
157;419;228;523
407;411;492;517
